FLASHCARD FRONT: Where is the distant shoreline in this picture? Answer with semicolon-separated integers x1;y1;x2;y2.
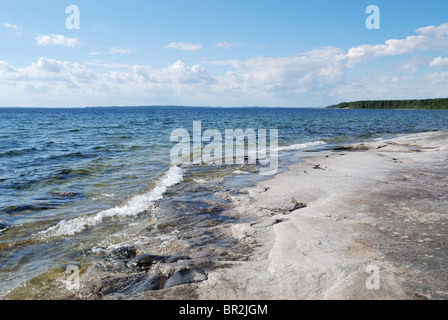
328;98;448;110
2;105;448;110
325;107;448;111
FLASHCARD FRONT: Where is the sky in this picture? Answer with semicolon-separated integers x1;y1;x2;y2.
1;0;448;107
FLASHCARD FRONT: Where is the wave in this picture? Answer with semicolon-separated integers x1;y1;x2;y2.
276;140;327;151
192;140;327;166
37;166;184;239
0;147;38;158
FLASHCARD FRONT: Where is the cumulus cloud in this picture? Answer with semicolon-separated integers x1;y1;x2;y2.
426;56;448;92
206;47;348;98
0;57;214;105
347;23;448;67
164;42;203;51
85;61;132;68
3;22;448;107
35;34;80;47
429;57;448;68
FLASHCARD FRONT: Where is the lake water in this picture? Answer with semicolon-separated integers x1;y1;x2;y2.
1;106;447;298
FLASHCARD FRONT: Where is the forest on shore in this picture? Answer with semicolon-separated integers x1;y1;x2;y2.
329;98;448;109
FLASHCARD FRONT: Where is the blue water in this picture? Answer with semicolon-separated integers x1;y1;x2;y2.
0;106;447;298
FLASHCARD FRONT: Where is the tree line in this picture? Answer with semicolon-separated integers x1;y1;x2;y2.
330;98;448;110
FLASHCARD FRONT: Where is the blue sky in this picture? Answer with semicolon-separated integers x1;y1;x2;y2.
1;0;448;107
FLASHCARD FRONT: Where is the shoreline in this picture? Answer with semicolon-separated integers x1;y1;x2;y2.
196;130;448;299
2;130;447;300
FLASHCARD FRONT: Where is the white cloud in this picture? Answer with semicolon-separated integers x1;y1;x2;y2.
0;58;214;106
206;47;348;98
416;23;448;38
4;22;19;29
89;47;136;55
347;23;448;67
35;34;80;48
85;61;132;68
4;22;22;35
429;57;448;69
214;41;245;49
108;47;136;54
400;63;418;74
3;22;448;107
164;42;203;51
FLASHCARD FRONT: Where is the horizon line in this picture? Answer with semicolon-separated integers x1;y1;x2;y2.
0;105;328;109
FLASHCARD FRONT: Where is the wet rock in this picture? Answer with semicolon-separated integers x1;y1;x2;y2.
132;269;207;293
133;275;169;293
0;222;8;231
127;254;191;271
97;274;146;296
105;246;137;261
332;144;369;152
163;269;208;289
51;191;79;197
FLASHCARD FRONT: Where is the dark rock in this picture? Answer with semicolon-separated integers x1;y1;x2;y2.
163;255;192;264
51;191;79;197
132;269;207;292
332;144;369;152
0;222;8;231
163;269;208;289
133;275;168;293
127;254;191;271
105;246;137;261
97;274;146;296
59;192;78;197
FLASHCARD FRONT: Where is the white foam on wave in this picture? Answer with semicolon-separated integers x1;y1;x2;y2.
276;140;327;151
37;166;184;239
233;169;249;175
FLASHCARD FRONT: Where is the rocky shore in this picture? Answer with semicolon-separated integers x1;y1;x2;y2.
6;130;446;300
197;130;448;300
